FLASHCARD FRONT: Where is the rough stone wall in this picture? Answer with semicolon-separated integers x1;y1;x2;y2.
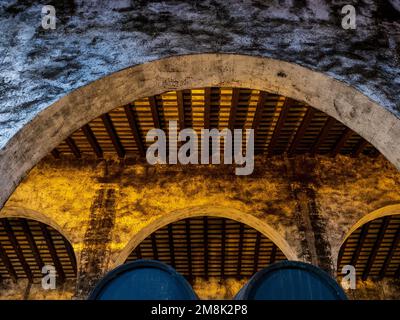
0;154;399;299
0;0;399;150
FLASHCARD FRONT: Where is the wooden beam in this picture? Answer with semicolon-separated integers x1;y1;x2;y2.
168;224;176;268
21;219;44;272
237;223;244;278
40;224;65;282
267;97;291;156
185;220;193;281
252;91;268;136
395;263;400;279
149;96;161;129
228;88;240;130
253;232;261;274
311;117;335;155
66;137;81;158
64;239;77;275
135;246;142;260
270;244;277;265
288;107;315;155
0;233;18;281
177;90;186;130
82;124;103;158
352;139;368;157
362;217;390;280
124;105;145;157
203;217;209;279
221;219;226;278
351;222;370;267
51;148;61;159
101;113;125;158
1;219;33;281
379;223;400;278
151;233;158;260
331;127;353;157
337;241;346;269
203;88;211;130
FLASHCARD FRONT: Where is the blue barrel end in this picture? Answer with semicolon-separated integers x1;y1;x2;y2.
89;260;198;300
235;261;347;300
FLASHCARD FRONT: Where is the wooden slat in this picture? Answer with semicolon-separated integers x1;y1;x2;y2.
288;107;315;155
66;137;81;158
124;105;145;157
1;219;33;281
82;124;103;158
362;216;390;280
331;127;353;156
311;117;335;155
101;113;125;158
267;97;291;156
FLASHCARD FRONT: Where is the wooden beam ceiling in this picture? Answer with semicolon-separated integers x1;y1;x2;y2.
0;218;76;282
51;87;378;160
338;215;400;280
125;216;287;281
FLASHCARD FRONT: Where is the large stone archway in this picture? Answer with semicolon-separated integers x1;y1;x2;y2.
112;205;298;269
1;54;399;210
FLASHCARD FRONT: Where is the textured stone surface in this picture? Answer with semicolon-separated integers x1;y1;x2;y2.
0;0;399;150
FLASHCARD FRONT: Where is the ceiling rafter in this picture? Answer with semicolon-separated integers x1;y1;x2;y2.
267;97;291;156
82;124;103;158
124;104;145;157
101;113;125;158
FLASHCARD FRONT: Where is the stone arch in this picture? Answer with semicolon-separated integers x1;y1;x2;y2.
340;204;400;248
112;205;299;268
1;53;399;209
335;203;400;279
0;205;78;265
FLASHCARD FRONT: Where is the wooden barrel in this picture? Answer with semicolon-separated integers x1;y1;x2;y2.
235;261;347;300
89;260;197;300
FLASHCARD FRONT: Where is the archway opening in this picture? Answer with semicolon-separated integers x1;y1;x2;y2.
338;214;400;281
123;216;287;299
0;217;77;299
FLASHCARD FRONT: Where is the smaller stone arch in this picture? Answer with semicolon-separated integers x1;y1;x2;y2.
0;206;79;280
113;205;298;268
337;204;400;280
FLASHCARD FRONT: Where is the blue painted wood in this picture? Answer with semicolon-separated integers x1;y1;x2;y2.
89;260;197;300
235;261;347;300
